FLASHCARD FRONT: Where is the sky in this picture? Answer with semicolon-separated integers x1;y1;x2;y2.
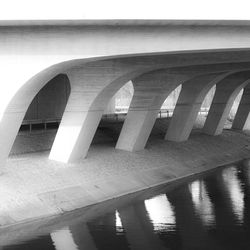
1;0;250;20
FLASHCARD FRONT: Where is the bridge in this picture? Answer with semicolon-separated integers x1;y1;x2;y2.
1;20;250;168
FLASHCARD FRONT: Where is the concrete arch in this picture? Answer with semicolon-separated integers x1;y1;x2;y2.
0;54;173;167
48;64;159;163
0;63;73;168
0;54;198;168
117;69;250;151
231;87;250;130
203;71;250;135
0;57;127;168
165;70;250;142
3;52;250;168
165;72;229;142
116;70;194;152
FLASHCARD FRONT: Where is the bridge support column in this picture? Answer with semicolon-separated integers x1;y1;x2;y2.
203;72;250;135
116;71;191;152
50;108;104;163
116;109;159;151
232;88;250;130
49;63;134;163
165;74;220;142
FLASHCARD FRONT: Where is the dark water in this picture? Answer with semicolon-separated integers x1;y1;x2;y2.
2;163;250;250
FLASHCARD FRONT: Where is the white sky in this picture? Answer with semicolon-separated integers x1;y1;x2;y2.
1;0;250;20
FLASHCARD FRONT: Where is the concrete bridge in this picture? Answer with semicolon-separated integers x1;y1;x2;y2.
2;20;250;167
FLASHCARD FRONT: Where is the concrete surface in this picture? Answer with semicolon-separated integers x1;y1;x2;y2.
0;119;249;228
4;20;250;167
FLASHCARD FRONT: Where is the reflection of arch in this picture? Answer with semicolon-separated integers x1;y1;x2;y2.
232;87;250;130
167;185;217;249
118;202;165;250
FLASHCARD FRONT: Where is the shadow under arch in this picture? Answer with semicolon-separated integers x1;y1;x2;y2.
10;74;71;155
24;74;71;123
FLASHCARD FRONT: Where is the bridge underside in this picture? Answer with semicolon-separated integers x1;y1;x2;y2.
1;21;250;168
2;51;250;168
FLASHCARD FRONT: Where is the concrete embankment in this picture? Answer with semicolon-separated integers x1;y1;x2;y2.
0;118;250;228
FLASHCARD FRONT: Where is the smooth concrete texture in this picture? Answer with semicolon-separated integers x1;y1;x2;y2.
4;20;250;56
3;57;250;167
165;73;229;141
116;109;160;152
204;71;250;135
167;187;216;249
116;71;192;151
4;21;250;167
232;88;250;130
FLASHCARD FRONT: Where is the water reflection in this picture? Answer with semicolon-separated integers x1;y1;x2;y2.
118;202;165;250
167;182;218;250
51;228;80;250
144;194;175;232
3;163;250;250
115;211;124;233
222;166;244;222
189;180;215;226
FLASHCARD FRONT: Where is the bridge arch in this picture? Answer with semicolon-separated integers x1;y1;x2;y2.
203;71;250;135
232;88;250;130
2;53;250;167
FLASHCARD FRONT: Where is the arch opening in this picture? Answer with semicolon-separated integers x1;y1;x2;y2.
160;84;182;119
203;71;250;136
226;89;243;129
195;85;216;129
89;81;135;145
10;74;71;155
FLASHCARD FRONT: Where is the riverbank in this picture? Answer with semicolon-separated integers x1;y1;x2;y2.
0;118;250;228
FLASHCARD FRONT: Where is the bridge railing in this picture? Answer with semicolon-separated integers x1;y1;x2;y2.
20;108;210;132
